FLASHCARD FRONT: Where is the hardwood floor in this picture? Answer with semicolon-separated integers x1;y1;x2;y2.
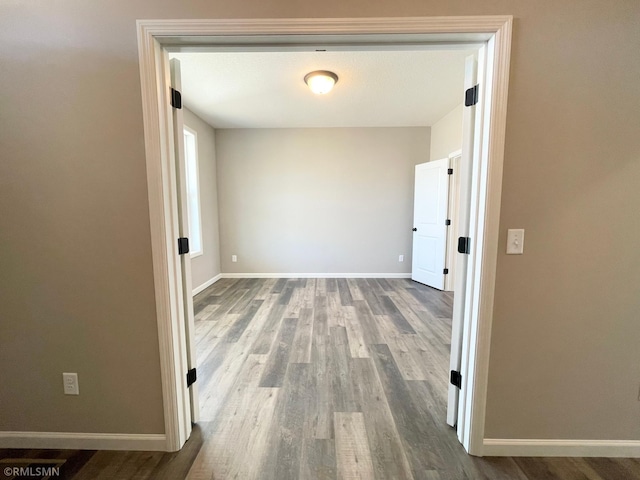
2;277;638;479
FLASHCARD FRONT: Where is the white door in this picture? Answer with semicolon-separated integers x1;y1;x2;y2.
170;58;200;426
411;158;450;290
446;54;478;428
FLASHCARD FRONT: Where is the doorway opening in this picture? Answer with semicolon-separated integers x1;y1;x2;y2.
136;16;512;455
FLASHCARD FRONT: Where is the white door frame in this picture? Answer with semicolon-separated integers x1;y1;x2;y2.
136;16;512;453
444;148;463;292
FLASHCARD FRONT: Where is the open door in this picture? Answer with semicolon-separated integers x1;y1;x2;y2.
446;54;478;428
411;158;450;290
170;58;200;426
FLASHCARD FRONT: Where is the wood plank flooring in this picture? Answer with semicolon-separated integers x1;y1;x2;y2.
1;277;638;479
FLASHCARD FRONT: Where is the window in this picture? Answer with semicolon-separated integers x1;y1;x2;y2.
183;127;203;257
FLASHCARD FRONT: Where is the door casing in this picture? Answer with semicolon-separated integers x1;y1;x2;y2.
444;149;463;292
136;16;513;454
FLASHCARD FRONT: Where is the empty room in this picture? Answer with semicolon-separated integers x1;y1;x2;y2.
174;47;472;478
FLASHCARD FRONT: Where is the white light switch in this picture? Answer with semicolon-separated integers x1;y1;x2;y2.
506;229;525;254
507;228;524;255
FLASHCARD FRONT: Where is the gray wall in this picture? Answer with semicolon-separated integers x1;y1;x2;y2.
183;108;221;290
429;103;463;161
0;1;639;443
216;128;430;274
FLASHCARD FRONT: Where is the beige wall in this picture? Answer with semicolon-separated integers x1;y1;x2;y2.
430;103;463;161
216;128;430;274
183;108;221;290
1;1;639;443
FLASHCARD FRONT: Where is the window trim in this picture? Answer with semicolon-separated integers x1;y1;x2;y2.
183;125;203;258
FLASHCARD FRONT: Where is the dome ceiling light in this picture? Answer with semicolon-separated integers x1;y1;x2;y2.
304;70;339;95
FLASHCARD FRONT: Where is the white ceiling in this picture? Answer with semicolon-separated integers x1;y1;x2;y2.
171;49;474;129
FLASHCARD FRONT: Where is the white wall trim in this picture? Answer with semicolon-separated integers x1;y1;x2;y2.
137;15;512;455
192;273;222;295
221;273;412;279
137;22;187;453
0;432;166;451
459;20;512;455
483;438;640;458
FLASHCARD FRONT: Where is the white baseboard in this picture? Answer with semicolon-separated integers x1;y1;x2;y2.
220;273;412;279
0;431;167;451
192;273;222;295
483;438;640;458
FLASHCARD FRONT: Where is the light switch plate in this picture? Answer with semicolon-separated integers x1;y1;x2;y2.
506;229;525;254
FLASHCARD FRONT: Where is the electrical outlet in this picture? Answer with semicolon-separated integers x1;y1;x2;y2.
398;255;404;262
231;255;237;263
62;372;79;395
506;229;525;254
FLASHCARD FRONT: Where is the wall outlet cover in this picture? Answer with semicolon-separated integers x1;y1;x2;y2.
62;372;79;395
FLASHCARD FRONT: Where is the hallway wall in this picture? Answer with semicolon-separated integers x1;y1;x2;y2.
0;1;638;444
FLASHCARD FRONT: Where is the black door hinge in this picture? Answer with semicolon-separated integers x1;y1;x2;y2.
451;370;462;389
178;237;189;255
186;368;197;387
448;168;453;175
457;236;471;255
443;268;449;275
445;219;451;226
465;84;479;107
170;87;182;109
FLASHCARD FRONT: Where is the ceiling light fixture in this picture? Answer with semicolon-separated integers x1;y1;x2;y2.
304;70;338;95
